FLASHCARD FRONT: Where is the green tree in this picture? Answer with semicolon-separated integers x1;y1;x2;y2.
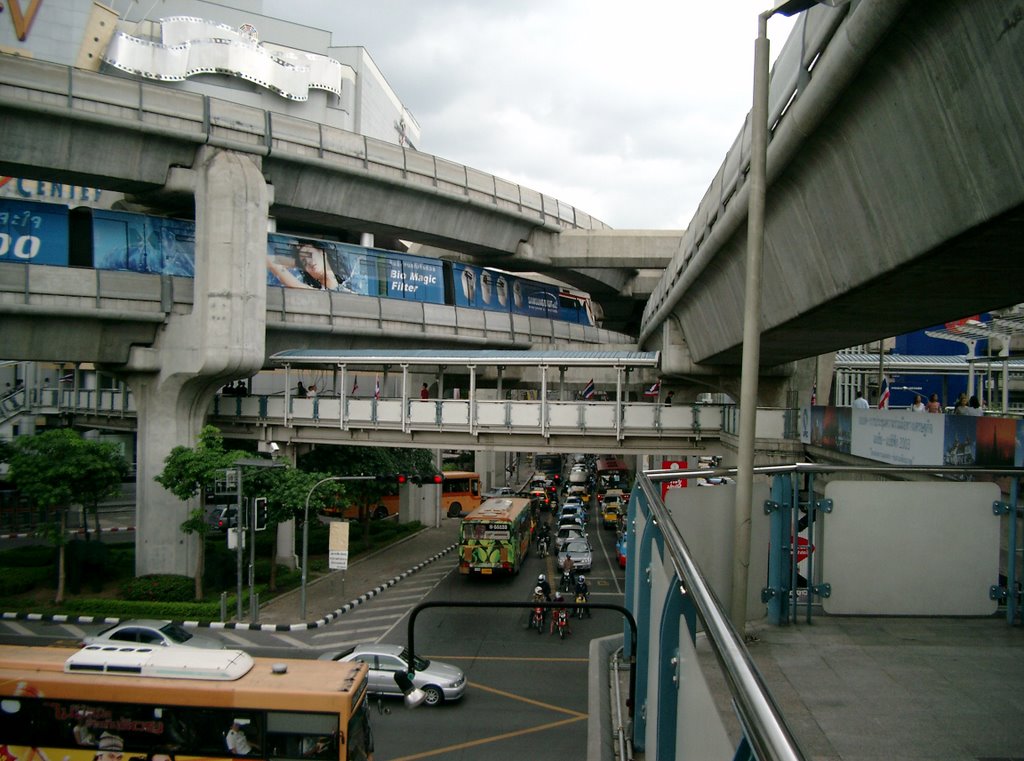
77;440;131;540
154;425;250;601
5;429;128;603
298;446;435;543
244;465;344;591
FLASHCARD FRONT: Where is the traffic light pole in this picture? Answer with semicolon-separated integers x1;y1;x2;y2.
249;495;257;622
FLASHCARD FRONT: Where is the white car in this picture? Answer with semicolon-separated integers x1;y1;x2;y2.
83;619;224;649
482;486;514;499
556;525;588;551
319;643;465;706
558;539;593;572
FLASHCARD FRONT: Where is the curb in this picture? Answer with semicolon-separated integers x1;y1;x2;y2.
0;532;458;632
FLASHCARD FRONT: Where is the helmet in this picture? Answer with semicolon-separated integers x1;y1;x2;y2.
534;586;543;595
538;574;546;582
578;575;586;584
554;593;564;602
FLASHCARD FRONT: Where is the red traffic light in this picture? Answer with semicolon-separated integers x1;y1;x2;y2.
396;474;408;484
410;474;443;486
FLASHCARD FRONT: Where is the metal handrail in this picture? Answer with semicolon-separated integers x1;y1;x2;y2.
636;471;805;761
637;461;1024;760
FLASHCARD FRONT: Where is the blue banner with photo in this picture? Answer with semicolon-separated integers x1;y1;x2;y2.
91;209;195;276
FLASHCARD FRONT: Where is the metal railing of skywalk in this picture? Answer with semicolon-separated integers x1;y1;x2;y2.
215;394;721;445
628;469;805;761
30;389;723;446
628;461;1023;759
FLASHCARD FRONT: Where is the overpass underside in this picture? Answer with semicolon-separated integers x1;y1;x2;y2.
645;0;1024;369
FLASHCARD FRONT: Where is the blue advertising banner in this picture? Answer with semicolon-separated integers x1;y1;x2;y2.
512;278;559;320
267;234;372;294
0;198;69;266
384;254;445;302
452;262;512;312
92;209;195;276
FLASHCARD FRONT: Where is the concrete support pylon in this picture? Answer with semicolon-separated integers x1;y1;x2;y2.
124;147;269;577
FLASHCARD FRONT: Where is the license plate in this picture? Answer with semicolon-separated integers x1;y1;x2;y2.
480;568;492;575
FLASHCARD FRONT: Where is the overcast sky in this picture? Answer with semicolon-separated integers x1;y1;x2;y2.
265;1;796;230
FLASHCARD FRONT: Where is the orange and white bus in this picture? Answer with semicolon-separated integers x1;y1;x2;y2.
442;470;481;517
0;643;374;761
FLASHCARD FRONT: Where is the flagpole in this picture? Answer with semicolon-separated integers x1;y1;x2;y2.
877;338;885;405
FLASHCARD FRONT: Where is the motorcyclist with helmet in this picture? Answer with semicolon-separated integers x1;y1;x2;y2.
550;593;571;637
536;573;552;601
574;574;591;618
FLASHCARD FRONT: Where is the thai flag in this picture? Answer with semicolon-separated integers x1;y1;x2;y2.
582;379;595;399
878;377;890;409
374;375;381;401
644;380;661;397
811;382;817;406
351;377;359;395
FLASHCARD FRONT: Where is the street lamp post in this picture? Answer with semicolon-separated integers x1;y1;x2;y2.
301;475;376;619
732;0;850;629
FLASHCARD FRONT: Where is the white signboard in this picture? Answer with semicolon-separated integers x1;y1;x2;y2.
329;521;350;570
849;408;944;465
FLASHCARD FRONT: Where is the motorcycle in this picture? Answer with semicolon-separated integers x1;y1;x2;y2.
537;535;549;558
530;604;546;634
552;608;571;639
560;570;573;592
575;592;589;619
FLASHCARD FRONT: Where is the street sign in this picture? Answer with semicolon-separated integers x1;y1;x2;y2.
329;521;350;570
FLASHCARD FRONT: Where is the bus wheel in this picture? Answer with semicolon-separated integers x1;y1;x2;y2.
372;505;389;520
447;502;462;518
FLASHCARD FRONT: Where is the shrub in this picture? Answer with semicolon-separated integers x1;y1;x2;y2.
0;545;53;568
122;574;194;602
0;566;51;596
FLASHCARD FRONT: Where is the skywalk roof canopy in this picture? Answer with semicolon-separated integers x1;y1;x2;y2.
270;349;660;369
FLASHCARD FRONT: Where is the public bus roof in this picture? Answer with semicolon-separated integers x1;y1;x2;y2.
463;497;531;523
0;645;367;711
270;349;660;369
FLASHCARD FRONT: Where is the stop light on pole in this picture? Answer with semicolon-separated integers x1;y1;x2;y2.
375;474;408;484
411;474;443;486
253;497;268;531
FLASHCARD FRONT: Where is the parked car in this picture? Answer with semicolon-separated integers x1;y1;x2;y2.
83;619;224;649
318;643;465;706
206;505;238;531
558;539;593;572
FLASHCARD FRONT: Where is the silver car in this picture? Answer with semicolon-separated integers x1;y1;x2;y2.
558;539;593;572
319;643;466;706
556;525;588;551
82;619;224;649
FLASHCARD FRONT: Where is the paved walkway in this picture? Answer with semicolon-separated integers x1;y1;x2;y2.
255;517;461;627
699;614;1024;761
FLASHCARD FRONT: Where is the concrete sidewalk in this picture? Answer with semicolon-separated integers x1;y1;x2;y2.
253;517;461;626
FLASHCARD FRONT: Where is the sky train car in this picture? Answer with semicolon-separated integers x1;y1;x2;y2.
0;197;595;326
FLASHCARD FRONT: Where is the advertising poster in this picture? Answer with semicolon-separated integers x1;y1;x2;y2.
452;262;512;312
267;233;369;294
91;209;195;276
661;458;687;498
0;198;69;266
384;253;445;302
